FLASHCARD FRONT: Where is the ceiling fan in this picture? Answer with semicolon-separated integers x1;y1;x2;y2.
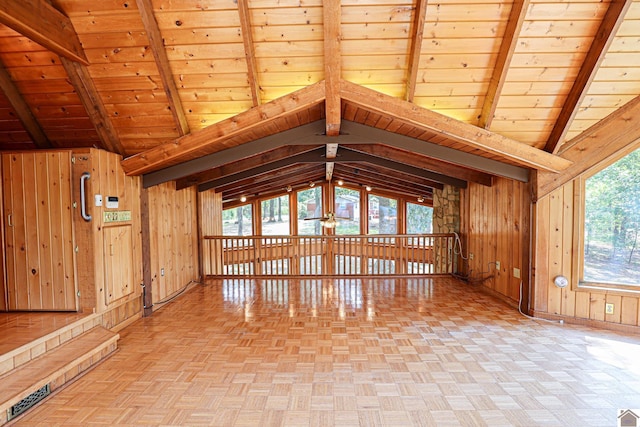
303;212;349;228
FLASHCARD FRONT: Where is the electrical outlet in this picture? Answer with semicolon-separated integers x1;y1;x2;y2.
469;253;474;260
161;268;165;277
513;268;521;279
605;303;614;315
495;261;501;270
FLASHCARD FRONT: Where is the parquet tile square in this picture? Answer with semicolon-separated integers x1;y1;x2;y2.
8;277;640;426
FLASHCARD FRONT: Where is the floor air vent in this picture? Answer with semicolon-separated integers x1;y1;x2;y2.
7;384;50;421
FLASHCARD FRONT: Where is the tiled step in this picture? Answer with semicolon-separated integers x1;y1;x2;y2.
0;326;119;425
0;313;103;377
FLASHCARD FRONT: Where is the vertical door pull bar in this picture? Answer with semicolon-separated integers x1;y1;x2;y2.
80;172;92;221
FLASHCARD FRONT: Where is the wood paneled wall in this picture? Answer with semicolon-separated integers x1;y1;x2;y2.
199;189;222;276
533;180;640;327
72;148;142;324
147;182;199;304
460;177;531;307
1;151;77;311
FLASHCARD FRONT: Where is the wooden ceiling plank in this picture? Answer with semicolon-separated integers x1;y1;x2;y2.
135;0;190;136
175;145;323;190
405;0;428;103
0;0;88;65
340;80;572;173
543;0;633;154
0;60;51;148
323;0;341;136
60;57;125;155
478;0;529;129
536;95;640;200
122;81;327;176
345;143;493;187
237;0;261;107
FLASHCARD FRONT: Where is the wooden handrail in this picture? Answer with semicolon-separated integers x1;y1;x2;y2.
202;234;455;277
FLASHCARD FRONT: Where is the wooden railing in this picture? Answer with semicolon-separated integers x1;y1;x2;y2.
202;234;455;277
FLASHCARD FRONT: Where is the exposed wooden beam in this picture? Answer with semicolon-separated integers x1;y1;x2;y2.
218;165;322;197
536;95;640;200
199;147;326;191
122;81;327;176
337;162;443;191
334;167;436;197
543;0;632;154
478;0;529;129
336;147;467;188
326;142;338;180
405;0;428;102
323;0;341;136
237;0;261;107
60;57;125;155
135;0;190;136
145;122;326;187
340;80;572;173
0;0;88;65
0;60;51;148
340;121;529;182
344;143;493;186
175;145;322;190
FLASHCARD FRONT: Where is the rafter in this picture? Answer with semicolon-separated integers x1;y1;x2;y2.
122;81;327;176
135;0;190;136
334;166;436;197
237;0;261;107
323;0;341;136
337;162;443;191
0;60;51;148
405;0;428;103
175;145;322;190
543;0;633;153
326;143;338;180
344;143;493;186
477;0;529;129
536;95;640;200
60;57;125;155
0;0;88;65
340;80;572;173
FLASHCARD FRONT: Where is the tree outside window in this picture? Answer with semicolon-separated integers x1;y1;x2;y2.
222;204;253;236
583;149;640;286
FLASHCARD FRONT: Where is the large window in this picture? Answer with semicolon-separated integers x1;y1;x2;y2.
368;194;397;234
223;204;253;236
261;195;290;236
582;149;640;287
297;187;323;235
334;187;360;235
406;202;433;234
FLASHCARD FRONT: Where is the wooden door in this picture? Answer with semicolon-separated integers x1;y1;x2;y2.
2;152;77;311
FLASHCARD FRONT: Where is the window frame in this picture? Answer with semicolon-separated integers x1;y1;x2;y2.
574;151;640;295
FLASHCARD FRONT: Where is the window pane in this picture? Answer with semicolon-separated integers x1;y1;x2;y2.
335;187;360;235
368;195;397;234
297;187;323;235
261;195;290;236
584;149;640;285
223;204;253;236
406;202;433;234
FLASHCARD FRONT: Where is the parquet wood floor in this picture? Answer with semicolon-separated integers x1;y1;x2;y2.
11;277;640;426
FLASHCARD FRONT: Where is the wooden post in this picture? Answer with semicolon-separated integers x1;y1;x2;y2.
140;188;153;317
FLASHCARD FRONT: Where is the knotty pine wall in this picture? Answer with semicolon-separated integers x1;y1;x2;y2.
199;189;222;276
73;148;143;329
460;177;531;308
147;182;199;304
533;180;640;328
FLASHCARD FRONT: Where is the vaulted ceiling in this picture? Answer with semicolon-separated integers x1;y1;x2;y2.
1;0;639;204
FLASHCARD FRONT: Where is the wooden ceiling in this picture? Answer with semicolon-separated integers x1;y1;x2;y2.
1;0;639;203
